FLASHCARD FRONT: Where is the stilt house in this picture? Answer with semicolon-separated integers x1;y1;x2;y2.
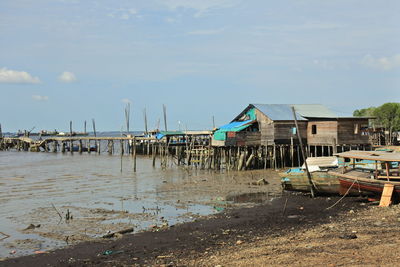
212;104;371;148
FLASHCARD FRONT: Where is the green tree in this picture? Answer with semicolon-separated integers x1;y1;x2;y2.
354;103;400;145
374;103;400;144
353;107;376;117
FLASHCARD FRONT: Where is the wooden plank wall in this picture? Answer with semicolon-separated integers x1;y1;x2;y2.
255;109;274;144
273;121;307;144
233;131;261;146
307;120;338;145
337;118;369;145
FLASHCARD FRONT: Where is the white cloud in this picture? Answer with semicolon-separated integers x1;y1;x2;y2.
32;95;49;101
165;17;177;23
121;14;130;20
58;71;77;83
108;8;140;20
128;8;138;15
361;54;400;71
188;28;225;35
121;98;132;104
160;0;241;17
0;67;41;84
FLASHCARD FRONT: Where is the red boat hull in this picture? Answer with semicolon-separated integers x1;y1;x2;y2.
339;178;400;196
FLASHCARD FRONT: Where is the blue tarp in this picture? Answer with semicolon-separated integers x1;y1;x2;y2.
213;119;254;141
218;119;253;130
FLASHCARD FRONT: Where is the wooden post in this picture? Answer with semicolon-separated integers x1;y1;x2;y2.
333;138;337;154
87;140;91;154
92;119;97;137
78;140;83;153
70;140;74;154
297;145;301;167
385;162;390;181
290;137;294;167
292;106;315;198
133;137;137;172
237;151;245;171
163;104;168;131
143;108;148;135
108;140;112;154
53;141;58;152
152;143;156;167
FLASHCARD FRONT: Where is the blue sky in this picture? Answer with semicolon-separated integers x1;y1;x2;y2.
0;0;399;132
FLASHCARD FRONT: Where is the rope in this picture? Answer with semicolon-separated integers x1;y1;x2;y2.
326;179;358;210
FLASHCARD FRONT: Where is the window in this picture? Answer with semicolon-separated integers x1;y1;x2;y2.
311;125;317;134
354;124;359;134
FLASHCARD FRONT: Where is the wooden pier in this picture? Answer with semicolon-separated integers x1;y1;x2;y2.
0;134;372;172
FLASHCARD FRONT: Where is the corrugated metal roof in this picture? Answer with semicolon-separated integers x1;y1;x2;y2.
292;104;337;118
252;104;306;121
251;104;337;120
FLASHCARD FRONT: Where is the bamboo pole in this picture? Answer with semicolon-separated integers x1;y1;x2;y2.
133;137;137;172
292;106;315;198
69;121;73;154
163;104;168;131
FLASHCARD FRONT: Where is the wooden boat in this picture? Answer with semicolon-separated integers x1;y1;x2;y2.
329;151;400;197
280;157;340;194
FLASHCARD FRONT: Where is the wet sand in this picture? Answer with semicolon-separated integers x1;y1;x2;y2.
0;151;282;259
2;194;375;266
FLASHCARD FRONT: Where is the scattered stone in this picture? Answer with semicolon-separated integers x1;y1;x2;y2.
339;233;357;240
236;240;244;245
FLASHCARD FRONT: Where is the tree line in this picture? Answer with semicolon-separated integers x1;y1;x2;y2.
353;102;400;145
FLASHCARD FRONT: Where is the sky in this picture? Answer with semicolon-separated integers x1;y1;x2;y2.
0;0;399;132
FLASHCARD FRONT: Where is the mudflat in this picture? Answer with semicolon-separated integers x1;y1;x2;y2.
4;193;396;267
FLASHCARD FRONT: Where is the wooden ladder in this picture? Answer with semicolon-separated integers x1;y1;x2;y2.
379;184;394;207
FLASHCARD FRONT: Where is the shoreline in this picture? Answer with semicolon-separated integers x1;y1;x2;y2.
2;193;371;266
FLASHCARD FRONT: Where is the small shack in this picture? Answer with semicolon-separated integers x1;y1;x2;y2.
306;117;371;147
212;104;372;158
212;104;319;146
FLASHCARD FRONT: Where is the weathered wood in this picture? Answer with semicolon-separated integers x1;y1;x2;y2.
292;106;315;198
133;137;137;172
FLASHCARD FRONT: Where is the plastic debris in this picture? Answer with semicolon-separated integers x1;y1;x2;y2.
103;250;124;255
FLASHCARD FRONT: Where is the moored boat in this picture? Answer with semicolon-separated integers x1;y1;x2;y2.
280;156;340;194
329;151;400;197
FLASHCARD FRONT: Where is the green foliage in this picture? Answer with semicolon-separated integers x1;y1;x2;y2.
374;102;400;131
352;107;376;117
354;102;400;131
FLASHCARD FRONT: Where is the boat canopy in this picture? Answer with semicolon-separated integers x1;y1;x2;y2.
334;151;400;162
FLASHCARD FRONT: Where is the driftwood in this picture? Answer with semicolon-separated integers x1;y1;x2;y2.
0;231;10;241
51;203;63;224
102;227;134;238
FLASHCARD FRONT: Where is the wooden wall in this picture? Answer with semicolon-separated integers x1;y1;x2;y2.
307;120;338;145
226;132;261;146
337;118;369;145
255;109;274;144
255;109;307;145
273;121;307;144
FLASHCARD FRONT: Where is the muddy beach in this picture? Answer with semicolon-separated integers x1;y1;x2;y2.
2;151;400;266
0;151;282;260
4;193;394;267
